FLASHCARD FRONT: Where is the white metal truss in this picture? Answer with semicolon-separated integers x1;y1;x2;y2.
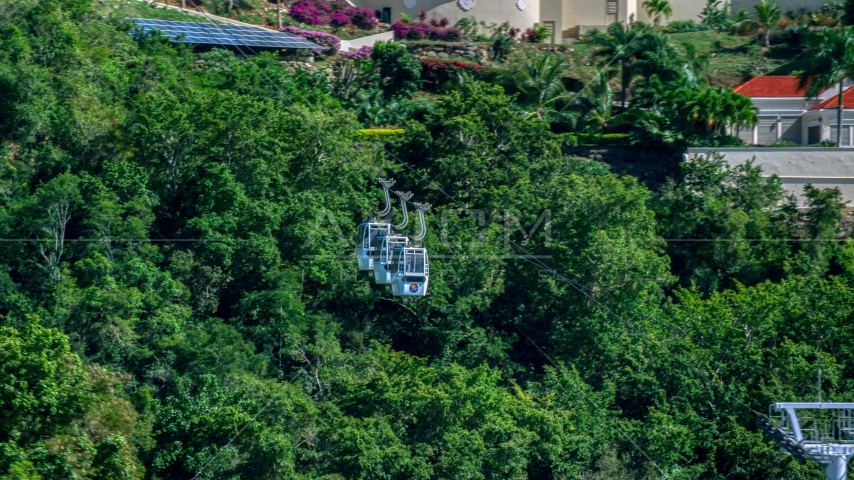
767;403;854;480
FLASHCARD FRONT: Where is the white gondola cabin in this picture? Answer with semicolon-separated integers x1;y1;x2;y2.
390;247;429;296
372;234;410;284
356;222;391;271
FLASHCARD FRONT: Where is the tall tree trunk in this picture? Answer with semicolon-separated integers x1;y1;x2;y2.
838;81;844;148
765;29;770;48
620;61;627;110
277;0;282;29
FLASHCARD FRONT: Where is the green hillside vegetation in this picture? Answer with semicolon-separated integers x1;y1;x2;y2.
93;0;213;22
95;0;383;39
95;0;809;89
3;0;854;478
517;29;802;88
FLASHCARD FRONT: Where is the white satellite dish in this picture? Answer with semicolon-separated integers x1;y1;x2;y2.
404;0;416;8
458;0;475;11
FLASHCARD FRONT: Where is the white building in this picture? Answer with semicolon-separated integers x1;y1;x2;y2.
351;0;835;43
731;0;829;14
687;147;854;205
733;76;854;146
351;0;707;42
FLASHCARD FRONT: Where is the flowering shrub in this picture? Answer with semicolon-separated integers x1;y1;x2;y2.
420;57;484;86
390;22;463;41
329;10;350;27
344;6;379;30
340;45;372;60
521;23;551;43
428;17;450;28
287;0;378;29
280;26;341;54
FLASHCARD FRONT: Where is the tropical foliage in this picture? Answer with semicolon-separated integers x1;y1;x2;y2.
390;19;463;40
0;0;850;479
733;0;782;47
280;25;341;54
800;26;854;147
643;0;674;26
288;0;378;30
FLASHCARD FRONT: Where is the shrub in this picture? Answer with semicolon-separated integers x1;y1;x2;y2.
328;10;350;27
287;0;377;29
522;23;551;43
442;28;463;41
421;57;484;87
390;21;462;41
357;128;406;137
344;6;379;30
429;17;450;28
371;41;421;98
574;133;633;146
280;26;341;54
340;45;372;60
662;19;710;33
557;133;578;147
491;34;514;61
767;140;802;147
768;24;810;51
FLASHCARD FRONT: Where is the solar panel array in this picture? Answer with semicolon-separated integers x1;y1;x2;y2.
129;18;322;49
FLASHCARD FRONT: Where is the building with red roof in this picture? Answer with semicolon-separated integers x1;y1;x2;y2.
810;87;854;111
732;76;814;98
731;76;853;146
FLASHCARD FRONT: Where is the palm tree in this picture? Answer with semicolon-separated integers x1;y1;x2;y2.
632;30;681;86
733;0;781;48
572;70;615;133
590;23;645;109
505;54;572;119
800;27;854;148
643;0;673;26
691;87;757;134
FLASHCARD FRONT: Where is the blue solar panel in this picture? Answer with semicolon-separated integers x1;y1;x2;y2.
128;18;322;49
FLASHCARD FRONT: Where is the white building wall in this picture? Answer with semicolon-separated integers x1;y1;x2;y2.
687;148;854;206
559;0;609;34
352;0;540;30
780;116;802;143
736;81;853;145
538;0;563;42
731;0;827;14
351;0;707;37
635;0;707;24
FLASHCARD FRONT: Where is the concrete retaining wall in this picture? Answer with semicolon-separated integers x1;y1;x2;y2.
686;148;854;206
404;41;484;60
730;0;826;13
339;31;395;52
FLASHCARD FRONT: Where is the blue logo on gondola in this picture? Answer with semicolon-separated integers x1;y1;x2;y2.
409;283;419;293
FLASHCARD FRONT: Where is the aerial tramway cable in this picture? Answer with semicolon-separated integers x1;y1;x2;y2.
168;5;803;403
164;9;668;472
165;8;809;474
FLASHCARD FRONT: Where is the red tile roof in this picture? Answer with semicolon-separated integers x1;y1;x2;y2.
810;87;854;110
732;76;817;97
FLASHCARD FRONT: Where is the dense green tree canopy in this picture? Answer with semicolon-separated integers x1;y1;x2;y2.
0;0;850;478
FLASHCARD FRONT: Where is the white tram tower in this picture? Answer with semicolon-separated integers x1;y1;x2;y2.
759;403;854;480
